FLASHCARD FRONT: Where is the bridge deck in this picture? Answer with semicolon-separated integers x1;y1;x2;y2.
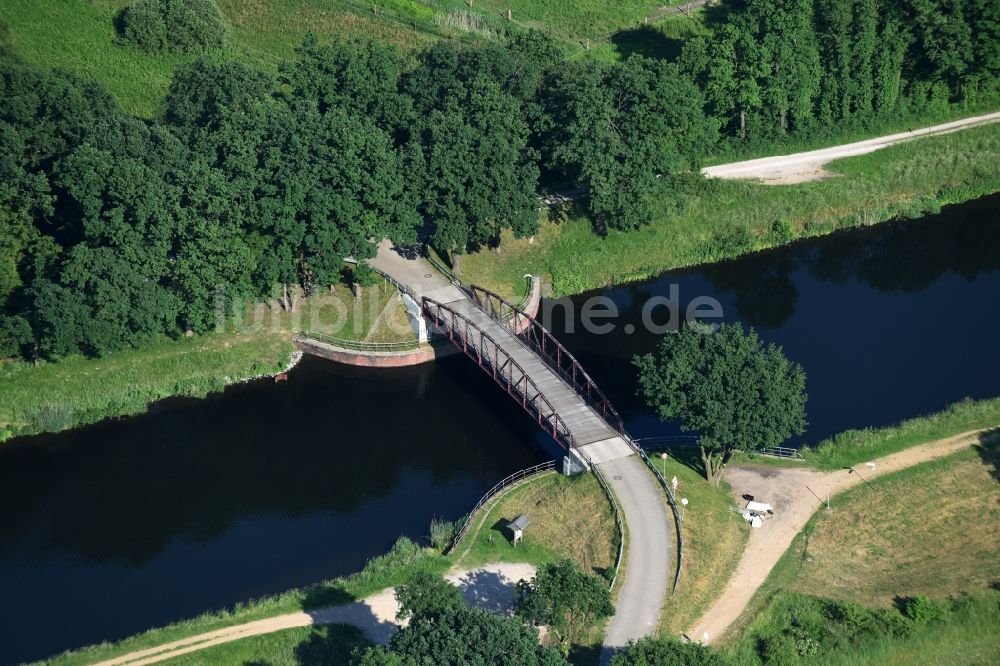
444;298;633;463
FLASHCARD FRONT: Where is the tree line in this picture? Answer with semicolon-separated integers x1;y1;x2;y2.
2;0;997;360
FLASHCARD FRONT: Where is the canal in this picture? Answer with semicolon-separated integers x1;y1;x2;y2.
1;194;998;664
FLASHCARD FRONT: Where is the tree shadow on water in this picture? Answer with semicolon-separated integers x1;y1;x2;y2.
702;251;799;328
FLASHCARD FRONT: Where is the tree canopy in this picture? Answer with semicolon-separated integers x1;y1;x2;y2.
543;56;714;231
2;0;998;360
609;636;727;666
358;571;566;665
634;323;808;485
118;0;227;53
515;559;614;653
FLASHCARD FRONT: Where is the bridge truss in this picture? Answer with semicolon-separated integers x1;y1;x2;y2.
421;298;576;449
467;284;627;436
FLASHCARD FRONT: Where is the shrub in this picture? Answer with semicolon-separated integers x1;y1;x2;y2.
760;633;798;665
428;515;459;551
609;636;726;666
901;595;946;625
119;0;226;53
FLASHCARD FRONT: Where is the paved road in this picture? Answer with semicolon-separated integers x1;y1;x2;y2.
702;111;1000;184
598;456;672;663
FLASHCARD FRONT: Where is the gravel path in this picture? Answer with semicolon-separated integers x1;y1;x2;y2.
90;563;537;666
702;111;1000;184
687;429;992;644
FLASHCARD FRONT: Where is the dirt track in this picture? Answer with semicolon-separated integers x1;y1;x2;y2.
90;562;536;666
701;112;1000;184
687;429;993;643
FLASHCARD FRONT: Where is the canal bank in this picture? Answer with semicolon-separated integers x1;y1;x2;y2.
3;193;1000;664
3;123;998;444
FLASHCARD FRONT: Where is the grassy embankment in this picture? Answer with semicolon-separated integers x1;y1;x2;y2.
462;122;1000;298
731;395;1000;471
723;435;1000;665
638;448;748;636
0;283;411;442
455;471;618;574
802;396;1000;470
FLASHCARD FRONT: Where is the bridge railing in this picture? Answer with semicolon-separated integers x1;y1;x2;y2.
587;455;627;592
422;297;576;450
633;444;685;595
467;284;625;433
298;331;422;352
444;460;557;555
460;282;685;596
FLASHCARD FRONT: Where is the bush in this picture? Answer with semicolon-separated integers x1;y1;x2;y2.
759;633;798;665
428;515;459;551
118;0;226;53
609;636;726;665
901;595;946;625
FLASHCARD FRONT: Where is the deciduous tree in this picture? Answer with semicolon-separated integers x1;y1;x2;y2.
634;323;808;485
515;559;614;653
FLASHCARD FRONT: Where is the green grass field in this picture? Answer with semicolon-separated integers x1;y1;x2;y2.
0;0;440;116
471;0;687;41
0;0;695;116
788;443;1000;607
461;122;1000;298
455;471;619;577
0;283;403;442
724;439;1000;665
645;448;748;636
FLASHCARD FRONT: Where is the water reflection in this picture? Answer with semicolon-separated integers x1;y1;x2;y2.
809;196;1000;293
551;194;1000;443
700;196;1000;327
0;355;546;663
703;252;799;327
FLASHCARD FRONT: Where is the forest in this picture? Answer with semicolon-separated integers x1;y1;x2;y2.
1;0;997;360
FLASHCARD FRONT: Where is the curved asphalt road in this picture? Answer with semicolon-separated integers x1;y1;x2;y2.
598;455;672;663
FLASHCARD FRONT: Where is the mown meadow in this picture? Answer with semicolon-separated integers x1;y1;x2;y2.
724;436;1000;665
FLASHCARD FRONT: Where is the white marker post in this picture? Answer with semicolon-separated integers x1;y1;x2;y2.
681;497;688;517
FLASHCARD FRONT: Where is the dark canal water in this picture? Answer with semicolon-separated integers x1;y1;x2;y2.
2;194;999;664
545;193;1000;444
